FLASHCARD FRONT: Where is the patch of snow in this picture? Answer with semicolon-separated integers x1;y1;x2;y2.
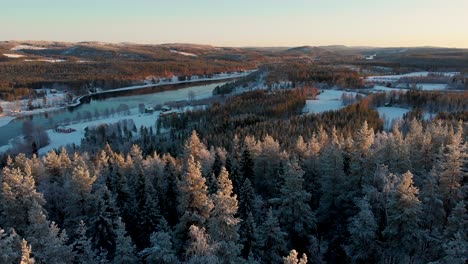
0;89;70;115
377;107;409;130
370;83;448;92
11;45;46;51
170;49;198;57
415;83;448;90
367;71;459;82
38;105;197;155
303;90;358;114
3;53;25;58
24;58;66;63
371;86;406;93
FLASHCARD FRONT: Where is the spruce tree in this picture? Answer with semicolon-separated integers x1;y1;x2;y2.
208;167;241;263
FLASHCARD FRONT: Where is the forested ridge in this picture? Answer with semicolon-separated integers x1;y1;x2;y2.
1;86;467;264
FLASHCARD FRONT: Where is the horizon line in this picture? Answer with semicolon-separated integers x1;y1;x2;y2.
1;39;467;50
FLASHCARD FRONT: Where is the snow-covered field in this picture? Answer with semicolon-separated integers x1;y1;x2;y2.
371;83;448;92
303;90;358;114
367;71;459;82
10;45;46;51
414;83;448;90
0;116;16;128
371;86;406;93
3;53;25;58
37;105;202;155
0;90;70;115
170;49;198;57
24;58;66;63
377;107;409;130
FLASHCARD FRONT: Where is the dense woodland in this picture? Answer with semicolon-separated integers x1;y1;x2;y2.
1;84;467;264
1;42;467;263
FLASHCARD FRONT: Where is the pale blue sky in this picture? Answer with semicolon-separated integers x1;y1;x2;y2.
2;0;467;47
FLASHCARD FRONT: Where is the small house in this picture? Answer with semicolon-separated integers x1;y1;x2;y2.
145;106;154;114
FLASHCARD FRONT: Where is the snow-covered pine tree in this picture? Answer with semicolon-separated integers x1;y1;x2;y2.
283;249;307;264
175;155;214;252
139;219;179;264
257;208;287;264
272;159;315;246
20;239;35;264
208;167;241;263
0;227;21;263
1;163;46;234
344;196;378;263
72;220;98;264
383;171;422;263
185;225;219;264
26;200;74;264
112;218;138;264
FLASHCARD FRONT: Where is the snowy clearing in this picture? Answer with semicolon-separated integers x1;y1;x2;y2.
170;49;198;57
3;53;26;58
0;89;70;115
10;45;46;51
303;90;358;114
371;83;448;92
38;105;201;155
377;107;409;130
414;83;448;91
367;71;459;82
371;86;406;93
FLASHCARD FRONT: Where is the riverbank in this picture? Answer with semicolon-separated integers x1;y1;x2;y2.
0;70;255;119
0;115;16;128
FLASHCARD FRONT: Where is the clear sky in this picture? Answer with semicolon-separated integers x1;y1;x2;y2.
2;0;467;48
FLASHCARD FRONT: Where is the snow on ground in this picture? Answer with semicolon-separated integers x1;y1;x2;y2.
303;90;358;114
0;89;69;115
367;71;459;82
371;86;406;93
10;45;46;51
371;83;448;92
170;49;198;57
377;107;409;130
38;105;200;155
95;71;253;95
3;53;25;58
24;59;66;63
0;71;253;119
0;116;16;128
415;83;448;91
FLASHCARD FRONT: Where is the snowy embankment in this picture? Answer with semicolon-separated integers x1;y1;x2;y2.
370;84;449;93
0;116;16;128
3;53;25;58
38;105;202;155
377;107;409;130
302;90;358;114
0;71;254;118
0;105;200;155
95;71;253;95
0;90;69;116
367;71;459;82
